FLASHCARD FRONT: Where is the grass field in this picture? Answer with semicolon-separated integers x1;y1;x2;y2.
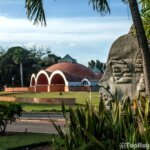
0;92;100;112
0;133;55;150
22;103;71;112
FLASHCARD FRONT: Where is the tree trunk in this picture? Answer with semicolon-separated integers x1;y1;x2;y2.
129;0;150;96
20;62;23;87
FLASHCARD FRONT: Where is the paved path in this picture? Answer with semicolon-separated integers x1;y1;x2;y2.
6;120;65;134
21;112;66;120
6;113;66;134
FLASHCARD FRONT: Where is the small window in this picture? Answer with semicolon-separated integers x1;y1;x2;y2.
82;80;90;86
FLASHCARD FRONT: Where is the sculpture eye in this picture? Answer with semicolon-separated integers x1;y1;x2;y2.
110;60;132;84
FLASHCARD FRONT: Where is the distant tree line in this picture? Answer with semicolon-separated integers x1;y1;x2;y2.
0;46;61;89
88;60;106;73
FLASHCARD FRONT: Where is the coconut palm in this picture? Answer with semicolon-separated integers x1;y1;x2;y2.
25;0;46;26
141;0;150;39
12;47;27;87
128;0;150;96
25;0;150;95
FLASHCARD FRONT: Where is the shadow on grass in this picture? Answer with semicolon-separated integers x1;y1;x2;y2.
0;132;63;150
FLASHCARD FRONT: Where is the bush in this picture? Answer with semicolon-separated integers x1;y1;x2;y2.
53;96;150;150
0;102;22;135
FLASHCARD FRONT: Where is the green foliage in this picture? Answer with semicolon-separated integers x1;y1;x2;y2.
53;96;150;149
0;102;22;135
141;0;150;39
0;133;53;150
25;0;46;26
89;0;110;16
0;46;61;88
88;60;106;73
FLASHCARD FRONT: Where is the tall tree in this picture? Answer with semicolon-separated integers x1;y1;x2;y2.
0;46;61;89
88;60;106;73
12;47;28;87
88;60;96;69
128;0;150;95
25;0;150;95
141;0;150;39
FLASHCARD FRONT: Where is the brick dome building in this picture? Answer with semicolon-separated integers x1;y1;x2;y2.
30;55;102;92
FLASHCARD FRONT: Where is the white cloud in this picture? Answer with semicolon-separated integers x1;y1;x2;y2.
0;16;131;44
0;16;132;64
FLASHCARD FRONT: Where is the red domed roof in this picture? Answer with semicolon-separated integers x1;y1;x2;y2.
45;62;101;81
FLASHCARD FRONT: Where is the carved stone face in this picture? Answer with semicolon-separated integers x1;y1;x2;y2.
109;59;132;84
99;32;144;99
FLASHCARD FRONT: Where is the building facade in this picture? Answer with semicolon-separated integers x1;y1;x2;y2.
30;55;102;92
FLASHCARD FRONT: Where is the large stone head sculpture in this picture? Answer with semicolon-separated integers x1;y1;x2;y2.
99;29;145;99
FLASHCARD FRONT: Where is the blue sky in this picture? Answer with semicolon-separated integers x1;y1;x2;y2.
0;0;132;66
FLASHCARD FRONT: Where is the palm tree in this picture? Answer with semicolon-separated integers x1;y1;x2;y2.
25;0;46;26
128;0;150;95
12;47;26;87
141;0;150;39
25;0;150;95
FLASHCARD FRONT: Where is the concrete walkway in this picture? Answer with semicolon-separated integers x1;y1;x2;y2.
21;112;66;120
6;120;65;134
6;113;66;134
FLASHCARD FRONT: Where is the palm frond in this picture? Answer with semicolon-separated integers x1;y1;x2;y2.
89;0;110;15
25;0;46;26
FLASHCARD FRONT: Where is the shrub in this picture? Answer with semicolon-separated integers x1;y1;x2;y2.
52;96;150;150
0;102;22;135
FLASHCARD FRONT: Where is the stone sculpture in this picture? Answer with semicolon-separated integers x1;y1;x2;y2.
99;28;147;100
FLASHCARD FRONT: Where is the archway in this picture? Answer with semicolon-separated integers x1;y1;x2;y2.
30;74;36;87
36;73;49;92
51;74;65;84
31;77;35;86
50;74;65;92
37;73;48;85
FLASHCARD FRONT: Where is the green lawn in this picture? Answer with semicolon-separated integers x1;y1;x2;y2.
0;92;100;112
22;103;71;112
4;92;99;104
0;133;54;150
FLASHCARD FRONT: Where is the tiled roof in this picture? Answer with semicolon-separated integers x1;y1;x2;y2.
45;62;102;82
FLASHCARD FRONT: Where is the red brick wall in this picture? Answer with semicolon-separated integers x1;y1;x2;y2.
67;86;91;92
28;87;35;92
4;85;95;93
50;84;65;92
5;87;30;92
36;86;48;92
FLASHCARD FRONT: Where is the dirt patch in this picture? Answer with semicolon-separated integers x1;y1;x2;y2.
0;96;76;105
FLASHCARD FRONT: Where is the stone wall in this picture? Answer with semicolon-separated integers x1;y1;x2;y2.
67;86;91;91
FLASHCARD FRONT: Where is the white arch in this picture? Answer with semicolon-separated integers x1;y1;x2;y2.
49;70;68;86
81;78;91;86
36;70;50;85
30;74;36;87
